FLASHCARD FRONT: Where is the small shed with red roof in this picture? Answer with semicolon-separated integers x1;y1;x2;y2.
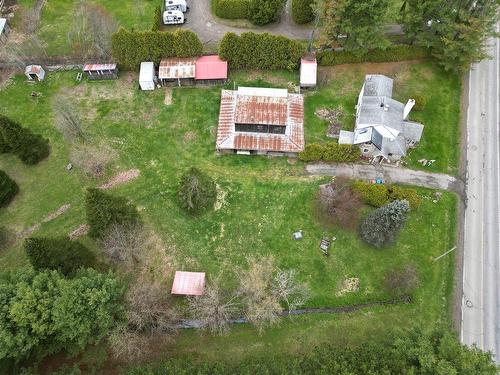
195;55;228;83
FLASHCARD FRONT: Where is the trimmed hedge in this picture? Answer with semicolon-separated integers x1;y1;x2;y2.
219;32;305;70
24;237;95;276
317;45;431;66
111;28;203;70
85;188;140;239
298;142;361;162
247;0;286;26
0;170;18;207
0;115;50;165
292;0;314;24
213;0;250;19
352;180;421;209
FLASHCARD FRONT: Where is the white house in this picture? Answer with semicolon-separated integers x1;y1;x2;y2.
25;65;45;81
139;62;155;91
339;74;424;162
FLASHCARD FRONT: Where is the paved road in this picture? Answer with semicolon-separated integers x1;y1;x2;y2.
306;163;461;192
461;26;500;361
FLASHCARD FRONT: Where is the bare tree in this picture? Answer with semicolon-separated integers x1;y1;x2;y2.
70;143;116;178
99;222;145;264
126;280;178;333
188;281;239;335
314;177;362;230
0;36;48;68
238;257;310;330
52;96;86;142
108;325;151;361
273;269;310;312
68;1;118;60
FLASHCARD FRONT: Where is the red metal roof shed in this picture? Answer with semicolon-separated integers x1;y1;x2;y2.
195;55;228;80
171;271;206;296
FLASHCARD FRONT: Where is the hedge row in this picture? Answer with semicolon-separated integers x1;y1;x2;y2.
0;115;50;165
291;0;314;24
0;170;18;207
352;180;421;209
213;0;250;19
247;0;286;25
316;45;431;66
298;142;361;162
111;28;203;70
219;32;305;70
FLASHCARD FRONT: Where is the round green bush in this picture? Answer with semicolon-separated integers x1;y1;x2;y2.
291;0;314;24
213;0;250;19
178;167;216;214
299;143;325;162
0;170;18;207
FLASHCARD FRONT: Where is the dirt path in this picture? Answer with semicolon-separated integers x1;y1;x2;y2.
305;162;464;193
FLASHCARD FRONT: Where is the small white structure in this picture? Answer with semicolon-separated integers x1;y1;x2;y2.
163;10;185;25
165;0;188;12
25;65;45;81
139;62;155;91
0;18;10;43
300;57;317;88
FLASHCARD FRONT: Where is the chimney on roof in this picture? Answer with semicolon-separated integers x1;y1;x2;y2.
403;99;415;120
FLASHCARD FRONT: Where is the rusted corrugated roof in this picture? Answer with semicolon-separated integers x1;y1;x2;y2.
159;57;196;79
83;63;117;71
216;89;304;153
25;65;41;74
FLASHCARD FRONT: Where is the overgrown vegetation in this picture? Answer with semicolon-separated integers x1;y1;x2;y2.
0;115;50;165
219;32;305;70
0;171;18;207
127;327;498;374
24;237;95;276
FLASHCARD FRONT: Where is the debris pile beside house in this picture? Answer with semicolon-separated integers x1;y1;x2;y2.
418;159;436;167
315;107;344;138
339;74;424;163
216;86;304;156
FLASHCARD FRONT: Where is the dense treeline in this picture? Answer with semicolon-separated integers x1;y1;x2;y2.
219;32;305;70
111;28;203;70
127;327;498;374
291;0;315;24
213;0;250;19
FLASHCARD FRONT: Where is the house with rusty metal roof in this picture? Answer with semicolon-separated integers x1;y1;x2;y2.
159;57;197;86
216;87;304;156
339;74;424;162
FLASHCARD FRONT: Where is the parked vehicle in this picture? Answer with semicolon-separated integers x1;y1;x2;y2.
165;0;188;12
163;10;185;25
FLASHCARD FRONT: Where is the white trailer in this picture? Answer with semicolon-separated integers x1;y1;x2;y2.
163;10;185;25
165;0;188;12
139;62;155;91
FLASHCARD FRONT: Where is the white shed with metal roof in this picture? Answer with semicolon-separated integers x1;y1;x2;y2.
139;62;155;91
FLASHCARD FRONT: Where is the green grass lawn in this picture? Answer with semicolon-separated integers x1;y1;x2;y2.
0;65;459;370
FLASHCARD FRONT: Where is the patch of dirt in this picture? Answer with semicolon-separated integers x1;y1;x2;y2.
315;107;345;138
336;277;360;297
164;87;172;105
183;131;197;143
69;224;89;240
0;68;16;90
17;204;71;238
214;183;228;211
99;169;140;190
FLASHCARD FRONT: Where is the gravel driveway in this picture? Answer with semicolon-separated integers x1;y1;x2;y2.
181;0;313;43
306;162;464;193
